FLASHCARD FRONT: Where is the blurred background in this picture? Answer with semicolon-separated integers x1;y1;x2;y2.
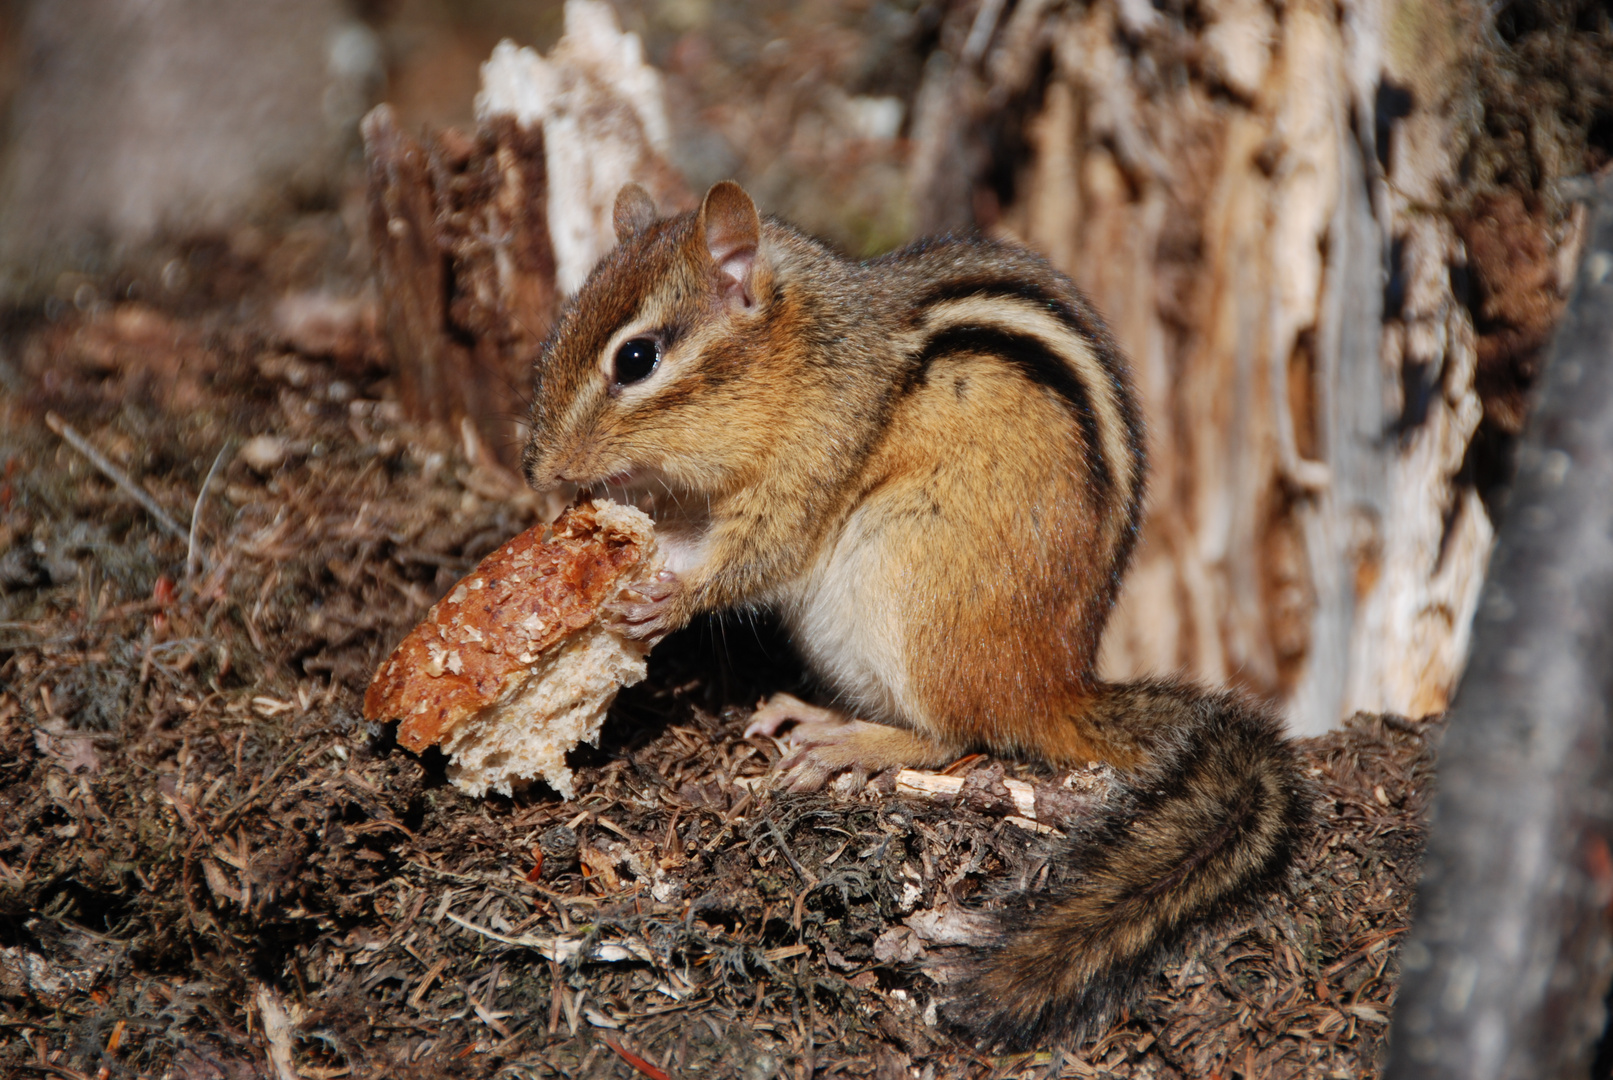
0;0;1609;734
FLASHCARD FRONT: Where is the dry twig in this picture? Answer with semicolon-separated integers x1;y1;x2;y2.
44;411;187;540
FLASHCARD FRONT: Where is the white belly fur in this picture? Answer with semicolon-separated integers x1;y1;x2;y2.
777;508;919;730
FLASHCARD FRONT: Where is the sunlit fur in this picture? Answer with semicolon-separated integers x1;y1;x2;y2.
943;682;1308;1046
523;190;1308;1048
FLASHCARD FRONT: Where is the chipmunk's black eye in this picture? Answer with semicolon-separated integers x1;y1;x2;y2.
612;337;659;386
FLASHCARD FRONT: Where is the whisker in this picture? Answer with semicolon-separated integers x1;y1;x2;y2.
466;363;537;421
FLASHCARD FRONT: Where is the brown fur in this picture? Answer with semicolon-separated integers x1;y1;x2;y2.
944;682;1307;1045
523;183;1308;1047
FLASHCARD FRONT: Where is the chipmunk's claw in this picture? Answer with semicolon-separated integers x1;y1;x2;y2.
776;721;882;792
743;693;847;739
746;694;957;794
604;570;682;645
742;695;881;793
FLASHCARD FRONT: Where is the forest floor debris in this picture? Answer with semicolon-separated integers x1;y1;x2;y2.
0;299;1436;1078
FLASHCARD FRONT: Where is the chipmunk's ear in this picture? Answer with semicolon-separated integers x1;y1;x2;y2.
699;181;760;310
613;183;657;242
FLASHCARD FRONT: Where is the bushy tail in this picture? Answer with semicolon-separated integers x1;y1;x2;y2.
944;681;1310;1048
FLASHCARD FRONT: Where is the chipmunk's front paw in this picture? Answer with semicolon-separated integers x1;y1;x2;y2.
604;570;683;645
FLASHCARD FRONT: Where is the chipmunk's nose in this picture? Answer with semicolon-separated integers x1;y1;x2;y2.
520;446;565;493
542;437;598;485
524;434;583;488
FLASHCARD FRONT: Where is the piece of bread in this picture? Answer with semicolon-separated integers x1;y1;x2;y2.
363;497;659;797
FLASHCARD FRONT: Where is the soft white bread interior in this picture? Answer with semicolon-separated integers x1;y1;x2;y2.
440;622;648;797
363;497;659;798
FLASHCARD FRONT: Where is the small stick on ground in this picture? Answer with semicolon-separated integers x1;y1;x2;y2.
45;412;188;540
186;442;231;579
253;984;301;1080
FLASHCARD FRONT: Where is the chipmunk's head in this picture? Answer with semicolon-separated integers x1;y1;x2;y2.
522;180;795;508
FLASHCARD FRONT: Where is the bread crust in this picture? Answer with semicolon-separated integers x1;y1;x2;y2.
363;498;656;754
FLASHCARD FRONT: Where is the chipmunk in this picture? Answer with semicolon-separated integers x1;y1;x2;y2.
521;180;1309;1047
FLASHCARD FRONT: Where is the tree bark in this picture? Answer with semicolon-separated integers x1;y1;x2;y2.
1382;173;1613;1080
363;106;559;466
362;4;690;469
910;0;1589;733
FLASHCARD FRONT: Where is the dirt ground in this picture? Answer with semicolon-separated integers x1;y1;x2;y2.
0;298;1435;1079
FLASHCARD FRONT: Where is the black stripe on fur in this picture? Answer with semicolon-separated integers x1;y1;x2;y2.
906;325;1115;501
941;682;1313;1049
